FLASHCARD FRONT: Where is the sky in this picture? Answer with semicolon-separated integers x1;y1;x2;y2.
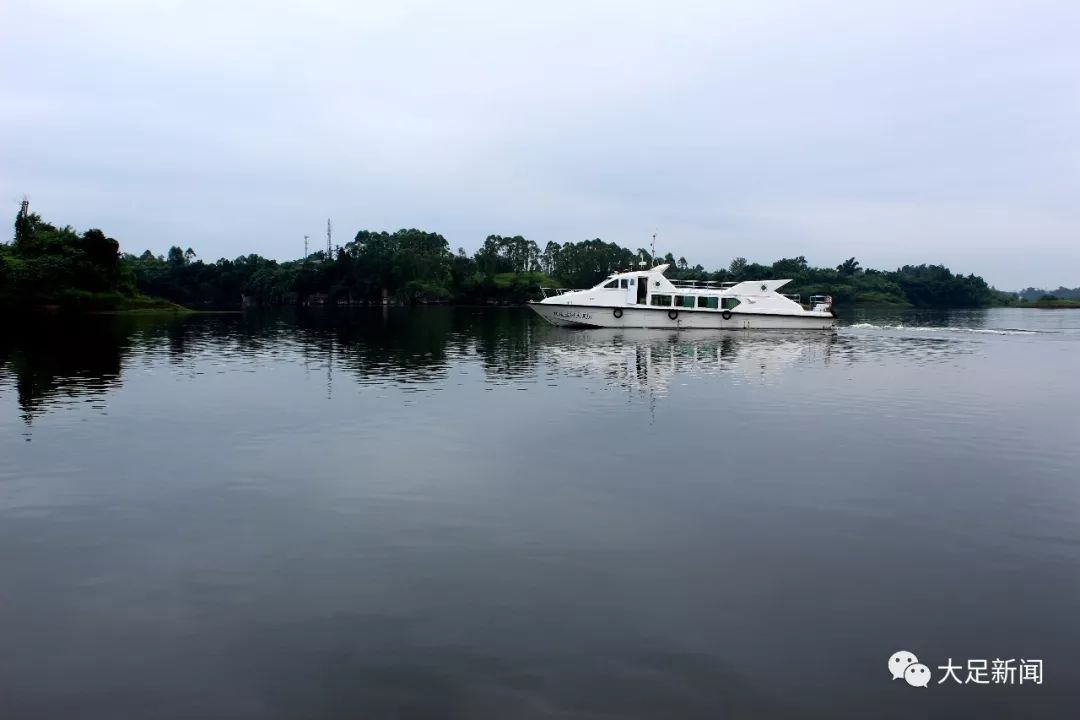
1;0;1077;289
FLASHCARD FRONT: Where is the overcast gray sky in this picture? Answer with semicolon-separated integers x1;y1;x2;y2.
2;0;1077;288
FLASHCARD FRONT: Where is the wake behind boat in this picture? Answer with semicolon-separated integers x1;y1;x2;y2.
529;264;836;330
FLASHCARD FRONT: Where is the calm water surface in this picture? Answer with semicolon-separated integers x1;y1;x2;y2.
1;307;1078;719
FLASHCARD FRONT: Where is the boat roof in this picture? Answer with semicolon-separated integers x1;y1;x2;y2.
604;265;791;294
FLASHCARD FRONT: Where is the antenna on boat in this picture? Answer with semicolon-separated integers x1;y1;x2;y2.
651;232;657;266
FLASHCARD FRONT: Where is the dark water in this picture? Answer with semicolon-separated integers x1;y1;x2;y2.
1;307;1078;719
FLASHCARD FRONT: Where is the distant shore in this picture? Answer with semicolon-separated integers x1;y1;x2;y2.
1028;301;1080;309
5;205;1067;314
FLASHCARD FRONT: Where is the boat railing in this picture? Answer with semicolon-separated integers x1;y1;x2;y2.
539;287;583;299
669;279;723;289
809;294;833;312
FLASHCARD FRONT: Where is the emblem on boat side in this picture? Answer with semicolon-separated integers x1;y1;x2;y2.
761;283;768;291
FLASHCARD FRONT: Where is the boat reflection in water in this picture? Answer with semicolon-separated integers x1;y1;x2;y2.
4;309;976;429
533;327;838;398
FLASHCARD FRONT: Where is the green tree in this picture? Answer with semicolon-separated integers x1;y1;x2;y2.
771;256;809;277
837;257;861;275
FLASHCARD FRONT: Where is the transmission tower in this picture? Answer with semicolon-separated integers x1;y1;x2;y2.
326;218;332;256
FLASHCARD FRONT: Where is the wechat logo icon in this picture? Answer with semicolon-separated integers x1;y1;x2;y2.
890;650;931;688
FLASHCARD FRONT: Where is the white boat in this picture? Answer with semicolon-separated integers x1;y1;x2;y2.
528;263;836;330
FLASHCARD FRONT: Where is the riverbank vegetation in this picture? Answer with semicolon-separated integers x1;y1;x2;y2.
1025;295;1080;308
2;207;1023;311
1015;286;1080;307
0;205;184;312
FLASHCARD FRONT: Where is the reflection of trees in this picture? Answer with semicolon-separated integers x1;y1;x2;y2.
289;308;457;387
226;308;546;389
0;311;836;425
0;309;549;423
285;307;543;387
15;309;981;426
0;316;147;424
460;309;539;379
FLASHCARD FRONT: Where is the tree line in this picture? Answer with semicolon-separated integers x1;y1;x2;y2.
1017;285;1080;302
2;206;1020;310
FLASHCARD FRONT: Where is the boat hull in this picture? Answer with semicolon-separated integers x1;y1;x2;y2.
529;303;836;330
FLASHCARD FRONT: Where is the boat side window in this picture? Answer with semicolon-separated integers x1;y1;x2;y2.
620;279;629;288
650;294;672;307
604;280;619;289
677;295;695;308
722;297;741;310
698;296;719;309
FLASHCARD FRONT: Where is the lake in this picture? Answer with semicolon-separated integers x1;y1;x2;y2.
1;307;1078;719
